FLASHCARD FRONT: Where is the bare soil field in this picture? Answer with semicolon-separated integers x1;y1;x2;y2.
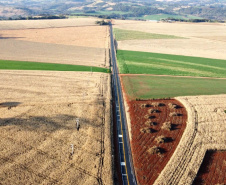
193;150;226;184
113;20;226;60
0;19;110;68
0;70;112;185
154;94;226;185
127;99;187;185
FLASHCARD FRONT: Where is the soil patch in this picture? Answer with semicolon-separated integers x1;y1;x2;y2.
128;99;187;185
193;150;226;185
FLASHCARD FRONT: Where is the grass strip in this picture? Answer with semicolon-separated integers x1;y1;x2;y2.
113;28;184;41
122;75;226;100
0;60;110;73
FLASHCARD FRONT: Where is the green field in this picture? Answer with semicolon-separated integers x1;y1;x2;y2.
139;14;203;21
113;28;183;41
117;50;226;78
122;75;226;99
0;60;110;73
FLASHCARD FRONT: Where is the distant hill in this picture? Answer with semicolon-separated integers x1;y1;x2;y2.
0;0;225;21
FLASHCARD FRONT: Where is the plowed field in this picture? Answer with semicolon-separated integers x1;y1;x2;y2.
128;99;187;185
193;150;226;185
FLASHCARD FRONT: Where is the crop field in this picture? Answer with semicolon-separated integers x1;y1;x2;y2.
0;70;112;185
121;75;226;99
114;20;226;60
140;14;203;21
193;150;226;184
128;99;187;185
113;28;182;41
0;60;110;73
117;50;226;78
154;95;226;184
0;19;110;68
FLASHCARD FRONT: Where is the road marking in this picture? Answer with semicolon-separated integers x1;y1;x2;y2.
121;162;126;166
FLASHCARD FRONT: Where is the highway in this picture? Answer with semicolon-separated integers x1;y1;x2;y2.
109;23;137;185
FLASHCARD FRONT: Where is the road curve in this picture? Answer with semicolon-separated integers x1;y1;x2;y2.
109;23;137;185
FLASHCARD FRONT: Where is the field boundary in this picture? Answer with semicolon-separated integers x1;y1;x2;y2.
120;74;226;80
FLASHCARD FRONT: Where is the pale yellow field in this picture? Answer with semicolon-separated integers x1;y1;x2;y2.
155;95;226;185
114;20;226;60
0;70;112;185
0;19;110;68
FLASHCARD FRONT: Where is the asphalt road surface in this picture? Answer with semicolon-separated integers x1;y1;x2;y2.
109;23;137;185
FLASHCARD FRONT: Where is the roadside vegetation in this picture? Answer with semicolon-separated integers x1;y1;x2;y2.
113;28;183;41
117;50;226;78
0;60;110;73
122;75;226;99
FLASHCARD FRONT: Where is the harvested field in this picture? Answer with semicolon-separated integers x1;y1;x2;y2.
0;19;110;68
113;20;226;60
0;70;112;185
154;95;226;185
193;150;226;185
0;26;109;48
0;18;98;30
127;99;187;185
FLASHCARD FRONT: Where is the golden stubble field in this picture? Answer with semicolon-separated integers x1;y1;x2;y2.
0;18;110;68
154;95;226;185
0;70;112;184
114;20;226;60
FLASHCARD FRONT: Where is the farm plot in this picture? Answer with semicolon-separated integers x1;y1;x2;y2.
121;75;226;99
113;28;183;41
128;99;187;185
0;19;110;68
117;50;226;78
154;94;226;185
113;20;226;60
193;150;226;185
0;70;112;185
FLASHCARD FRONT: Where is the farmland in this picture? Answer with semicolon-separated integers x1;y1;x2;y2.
0;60;109;73
0;70;112;184
115;19;226;185
0;18;112;185
114;20;226;60
128;99;187;185
117;50;226;78
113;28;183;41
154;95;226;184
0;19;109;68
121;75;226;99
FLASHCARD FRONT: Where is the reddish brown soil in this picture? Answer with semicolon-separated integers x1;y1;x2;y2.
128;99;187;185
193;150;226;185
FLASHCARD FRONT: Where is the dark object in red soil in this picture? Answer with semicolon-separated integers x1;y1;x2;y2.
193;150;226;185
128;99;187;185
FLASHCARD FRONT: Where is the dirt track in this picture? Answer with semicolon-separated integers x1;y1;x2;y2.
0;70;112;185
